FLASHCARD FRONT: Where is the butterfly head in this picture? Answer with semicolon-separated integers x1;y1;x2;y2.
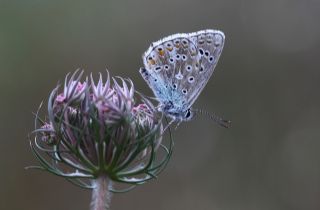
161;101;194;121
183;108;194;121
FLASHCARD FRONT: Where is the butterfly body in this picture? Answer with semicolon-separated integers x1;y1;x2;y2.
140;29;225;122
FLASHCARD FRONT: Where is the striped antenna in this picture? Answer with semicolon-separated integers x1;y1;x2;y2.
193;109;231;128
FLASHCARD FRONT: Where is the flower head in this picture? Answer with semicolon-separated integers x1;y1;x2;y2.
29;70;172;191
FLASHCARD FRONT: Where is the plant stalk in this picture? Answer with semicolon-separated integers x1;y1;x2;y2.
91;175;113;210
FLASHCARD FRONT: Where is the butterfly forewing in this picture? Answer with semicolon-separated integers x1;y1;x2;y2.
183;30;225;107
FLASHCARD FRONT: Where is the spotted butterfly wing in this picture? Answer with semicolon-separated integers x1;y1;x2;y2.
140;29;225;121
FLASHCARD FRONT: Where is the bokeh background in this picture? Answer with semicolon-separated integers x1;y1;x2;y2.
1;0;320;209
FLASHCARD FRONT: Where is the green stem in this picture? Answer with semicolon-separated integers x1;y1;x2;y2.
91;175;113;210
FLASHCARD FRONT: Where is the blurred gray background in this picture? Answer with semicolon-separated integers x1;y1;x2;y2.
1;0;320;209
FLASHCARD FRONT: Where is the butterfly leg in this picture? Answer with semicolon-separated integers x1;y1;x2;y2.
162;118;175;134
174;120;182;130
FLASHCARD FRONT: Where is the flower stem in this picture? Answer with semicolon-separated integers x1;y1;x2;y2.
91;175;113;210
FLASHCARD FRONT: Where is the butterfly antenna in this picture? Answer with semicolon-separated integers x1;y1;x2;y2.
194;109;231;128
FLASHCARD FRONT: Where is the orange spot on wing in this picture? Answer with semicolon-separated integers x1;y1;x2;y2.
148;59;156;65
158;49;165;56
166;47;173;51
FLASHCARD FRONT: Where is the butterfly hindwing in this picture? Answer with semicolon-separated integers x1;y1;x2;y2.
142;33;201;110
139;67;169;103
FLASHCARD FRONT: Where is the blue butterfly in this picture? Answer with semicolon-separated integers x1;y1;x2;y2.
139;29;230;127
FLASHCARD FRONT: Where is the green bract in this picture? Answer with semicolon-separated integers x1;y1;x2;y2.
28;70;172;192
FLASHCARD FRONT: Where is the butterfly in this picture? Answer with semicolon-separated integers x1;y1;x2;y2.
139;29;230;127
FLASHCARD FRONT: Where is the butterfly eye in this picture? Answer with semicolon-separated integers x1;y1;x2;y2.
175;54;181;60
188;76;195;83
164;65;169;70
199;65;204;73
182;55;187;61
169;58;174;63
173;84;177;89
182;39;188;45
182;89;188;94
186;65;192;72
181;39;188;48
174;39;180;47
204;51;210;57
209;56;215;63
185;109;192;119
199;48;204;56
154;66;162;72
